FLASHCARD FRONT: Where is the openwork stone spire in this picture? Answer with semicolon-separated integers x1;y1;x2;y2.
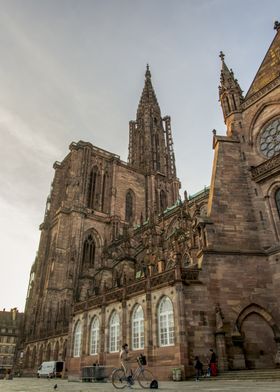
137;64;159;114
128;66;177;178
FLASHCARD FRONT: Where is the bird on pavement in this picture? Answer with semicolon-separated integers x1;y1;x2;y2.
53;384;58;390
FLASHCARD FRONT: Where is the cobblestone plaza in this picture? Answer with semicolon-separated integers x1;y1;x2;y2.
2;379;280;392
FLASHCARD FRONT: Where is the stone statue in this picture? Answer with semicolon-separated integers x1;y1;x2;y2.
215;303;224;331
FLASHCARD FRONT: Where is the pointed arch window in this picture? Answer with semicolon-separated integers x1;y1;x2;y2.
109;311;120;353
132;305;144;350
276;188;280;218
160;190;167;212
87;166;98;209
125;190;134;223
73;321;82;357
158;296;174;347
82;234;95;265
90;317;100;355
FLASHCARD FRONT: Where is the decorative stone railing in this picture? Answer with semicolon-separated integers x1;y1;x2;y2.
73;267;200;313
251;153;280;182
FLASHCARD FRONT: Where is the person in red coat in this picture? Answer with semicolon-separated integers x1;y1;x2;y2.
209;349;217;376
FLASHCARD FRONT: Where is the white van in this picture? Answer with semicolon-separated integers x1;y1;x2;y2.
37;361;64;378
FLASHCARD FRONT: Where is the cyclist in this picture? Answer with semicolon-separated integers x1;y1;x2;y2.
120;343;133;385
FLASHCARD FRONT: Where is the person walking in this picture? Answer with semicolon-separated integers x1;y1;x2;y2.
194;356;203;381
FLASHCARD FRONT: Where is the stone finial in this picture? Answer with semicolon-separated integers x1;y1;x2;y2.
219;51;225;62
274;21;280;31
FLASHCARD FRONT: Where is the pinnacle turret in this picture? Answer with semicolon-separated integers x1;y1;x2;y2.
218;52;243;121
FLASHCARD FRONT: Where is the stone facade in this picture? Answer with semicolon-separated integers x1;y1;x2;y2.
0;308;23;377
22;25;280;380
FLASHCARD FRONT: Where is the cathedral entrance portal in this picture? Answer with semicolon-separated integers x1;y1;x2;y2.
237;305;279;369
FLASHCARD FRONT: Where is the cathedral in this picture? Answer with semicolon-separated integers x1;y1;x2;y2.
22;23;280;380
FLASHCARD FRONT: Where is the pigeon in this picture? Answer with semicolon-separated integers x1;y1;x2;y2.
53;384;58;390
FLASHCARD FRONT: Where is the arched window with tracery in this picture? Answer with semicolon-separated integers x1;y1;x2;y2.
125;190;134;223
132;305;144;350
158;296;174;347
276;188;280;218
90;317;100;355
87;166;100;209
73;321;82;357
82;234;95;265
160;190;167;212
109;311;120;353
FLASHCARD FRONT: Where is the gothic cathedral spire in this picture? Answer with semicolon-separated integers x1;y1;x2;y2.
128;65;177;179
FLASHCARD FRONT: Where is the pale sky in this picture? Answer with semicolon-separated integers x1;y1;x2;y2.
0;0;278;311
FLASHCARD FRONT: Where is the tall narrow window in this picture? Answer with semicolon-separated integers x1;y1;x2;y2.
109;311;120;353
90;317;100;355
155;133;160;171
73;321;82;357
87;166;98;209
158;296;174;347
160;190;167;212
276;189;280;218
132;305;144;350
82;234;95;265
125;191;133;223
101;173;107;212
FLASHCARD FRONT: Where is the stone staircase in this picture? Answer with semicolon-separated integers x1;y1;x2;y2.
211;368;280;381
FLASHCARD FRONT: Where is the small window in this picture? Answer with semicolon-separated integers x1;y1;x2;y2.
73;321;82;357
276;189;280;218
109;311;120;353
158;296;174;347
90;317;100;355
132;305;144;350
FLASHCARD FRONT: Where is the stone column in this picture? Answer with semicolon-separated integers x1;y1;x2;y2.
99;303;106;365
145;276;153;366
215;331;228;372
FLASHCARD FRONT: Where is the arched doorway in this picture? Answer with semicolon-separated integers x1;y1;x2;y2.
25;347;30;368
237;304;279;369
45;343;51;361
38;345;43;366
31;346;36;368
53;341;59;361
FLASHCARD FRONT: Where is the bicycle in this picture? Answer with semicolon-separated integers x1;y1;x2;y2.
111;354;154;389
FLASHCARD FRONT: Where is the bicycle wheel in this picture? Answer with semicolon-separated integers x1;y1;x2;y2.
137;368;154;388
111;368;127;389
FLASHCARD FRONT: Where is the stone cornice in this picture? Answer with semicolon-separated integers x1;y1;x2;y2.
251;153;280;183
242;76;280;110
